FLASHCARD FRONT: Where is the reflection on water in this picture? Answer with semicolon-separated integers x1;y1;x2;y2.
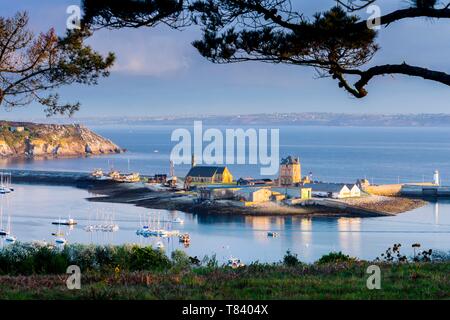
1;184;450;263
337;218;361;257
435;202;439;225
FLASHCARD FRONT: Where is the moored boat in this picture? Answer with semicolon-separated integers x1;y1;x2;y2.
5;235;16;243
172;217;184;224
55;237;67;245
227;257;245;269
52;218;77;225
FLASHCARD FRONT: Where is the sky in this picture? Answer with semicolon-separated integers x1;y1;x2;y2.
1;0;450;119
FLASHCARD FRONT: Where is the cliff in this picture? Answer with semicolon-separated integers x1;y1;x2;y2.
0;121;122;158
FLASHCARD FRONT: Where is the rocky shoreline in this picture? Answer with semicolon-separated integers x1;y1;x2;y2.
0;121;122;158
2;169;428;217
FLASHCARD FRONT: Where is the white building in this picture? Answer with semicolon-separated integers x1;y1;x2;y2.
303;183;361;199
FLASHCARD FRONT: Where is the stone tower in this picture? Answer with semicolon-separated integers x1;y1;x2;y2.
279;156;301;186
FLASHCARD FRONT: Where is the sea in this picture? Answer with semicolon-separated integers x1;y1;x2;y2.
1;124;450;263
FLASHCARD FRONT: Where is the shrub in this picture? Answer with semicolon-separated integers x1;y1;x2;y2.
171;250;192;272
94;245;115;267
32;246;68;274
0;243;173;275
129;246;172;271
0;243;69;275
63;244;98;271
283;250;300;266
201;254;219;269
317;252;356;264
431;250;450;262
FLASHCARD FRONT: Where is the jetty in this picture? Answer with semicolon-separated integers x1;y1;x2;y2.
402;185;450;198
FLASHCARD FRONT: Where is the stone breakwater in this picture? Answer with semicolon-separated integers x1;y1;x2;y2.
0;121;122;158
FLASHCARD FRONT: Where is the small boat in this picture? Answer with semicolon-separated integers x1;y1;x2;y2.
91;169;104;178
267;231;279;237
136;225;149;235
146;229;169;237
227;257;245;269
0;173;13;193
52;231;65;237
55;237;67;245
2;215;13;239
102;224;119;232
0;186;12;194
172;217;184;224
138;227;170;237
5;235;16;244
52;218;77;225
179;233;190;243
110;171;140;183
85;223;119;232
84;225;94;232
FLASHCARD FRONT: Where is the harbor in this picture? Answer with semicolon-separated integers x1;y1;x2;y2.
0;183;448;263
0;162;433;218
1;125;450;263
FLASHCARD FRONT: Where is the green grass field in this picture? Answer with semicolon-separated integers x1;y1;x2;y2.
0;262;449;299
0;244;448;300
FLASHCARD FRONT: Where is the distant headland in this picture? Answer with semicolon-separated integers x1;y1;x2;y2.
0;121;122;158
16;113;450;127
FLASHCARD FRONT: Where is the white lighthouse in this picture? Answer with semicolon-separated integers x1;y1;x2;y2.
433;170;440;186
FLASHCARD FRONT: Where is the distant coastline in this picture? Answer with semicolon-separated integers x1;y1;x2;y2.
11;113;450;127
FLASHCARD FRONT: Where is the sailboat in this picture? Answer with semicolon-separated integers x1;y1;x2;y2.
172;217;184;224
85;209;119;232
0;173;14;194
0;205;9;236
53;217;67;245
4;216;16;243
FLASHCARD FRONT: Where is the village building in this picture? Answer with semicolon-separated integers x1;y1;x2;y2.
236;187;272;203
199;186;240;201
148;174;167;184
237;177;273;186
303;183;361;199
279;156;301;186
185;166;233;184
272;187;312;200
271;192;286;202
9;126;25;133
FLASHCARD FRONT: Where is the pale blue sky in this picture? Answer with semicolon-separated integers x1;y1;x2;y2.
1;0;450;119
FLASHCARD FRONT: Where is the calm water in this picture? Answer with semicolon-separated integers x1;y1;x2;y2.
1;125;450;262
3;125;450;184
0;184;449;263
